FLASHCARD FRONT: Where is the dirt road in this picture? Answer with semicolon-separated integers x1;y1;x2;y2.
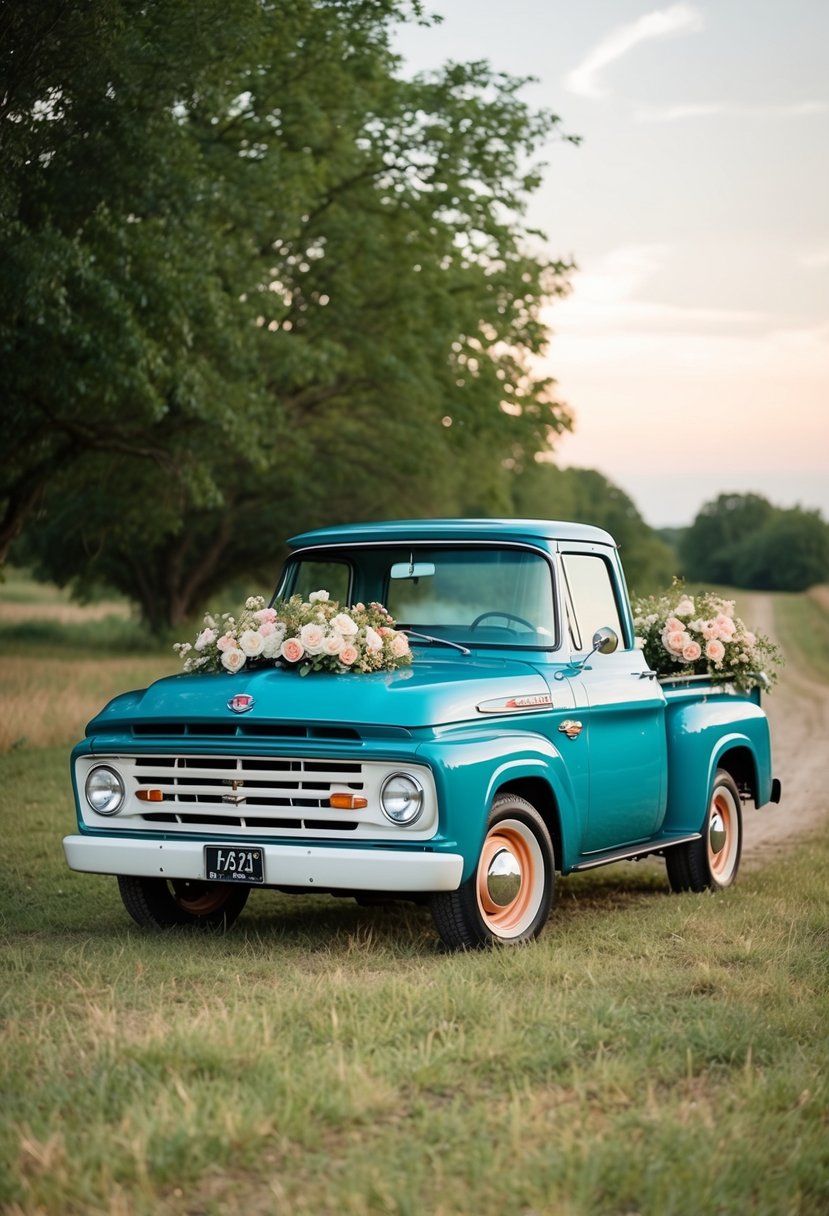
736;593;829;870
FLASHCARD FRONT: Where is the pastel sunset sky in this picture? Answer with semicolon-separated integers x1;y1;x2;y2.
396;0;829;527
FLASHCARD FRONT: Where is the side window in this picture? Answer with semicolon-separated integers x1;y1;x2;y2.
561;553;625;651
290;560;351;605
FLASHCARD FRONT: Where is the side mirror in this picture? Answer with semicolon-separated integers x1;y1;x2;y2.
571;626;619;671
592;626;619;656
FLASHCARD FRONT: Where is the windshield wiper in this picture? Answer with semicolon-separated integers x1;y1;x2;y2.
401;630;471;657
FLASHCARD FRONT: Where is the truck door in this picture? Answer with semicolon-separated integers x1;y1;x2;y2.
560;549;667;854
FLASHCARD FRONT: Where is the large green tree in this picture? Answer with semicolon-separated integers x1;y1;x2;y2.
508;462;676;593
681;493;829;591
3;0;576;627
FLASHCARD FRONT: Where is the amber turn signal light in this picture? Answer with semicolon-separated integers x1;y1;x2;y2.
136;788;164;802
329;793;368;810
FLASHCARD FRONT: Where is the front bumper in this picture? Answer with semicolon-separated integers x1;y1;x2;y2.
63;834;463;893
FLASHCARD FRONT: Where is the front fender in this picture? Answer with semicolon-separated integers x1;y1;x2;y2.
415;730;584;881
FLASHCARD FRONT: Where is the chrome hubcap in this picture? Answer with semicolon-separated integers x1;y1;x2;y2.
486;846;522;906
709;810;727;856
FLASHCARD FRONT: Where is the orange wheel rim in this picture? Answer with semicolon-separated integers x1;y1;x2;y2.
171;882;230;916
708;790;737;879
476;821;542;938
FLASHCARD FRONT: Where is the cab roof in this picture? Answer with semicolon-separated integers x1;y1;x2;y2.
288;518;617;549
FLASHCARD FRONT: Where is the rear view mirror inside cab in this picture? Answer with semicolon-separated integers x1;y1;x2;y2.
390;561;436;580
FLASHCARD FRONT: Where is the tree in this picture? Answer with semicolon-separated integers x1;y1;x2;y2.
681;493;829;591
5;1;576;626
680;493;776;584
508;462;676;592
731;508;829;592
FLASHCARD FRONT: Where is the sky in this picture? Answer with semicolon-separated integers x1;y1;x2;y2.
394;0;829;528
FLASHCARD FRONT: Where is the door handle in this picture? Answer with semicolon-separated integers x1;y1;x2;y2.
633;670;657;679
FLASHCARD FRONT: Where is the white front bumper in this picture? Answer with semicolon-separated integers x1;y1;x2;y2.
63;835;463;893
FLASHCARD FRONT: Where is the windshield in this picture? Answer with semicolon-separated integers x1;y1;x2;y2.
282;545;558;649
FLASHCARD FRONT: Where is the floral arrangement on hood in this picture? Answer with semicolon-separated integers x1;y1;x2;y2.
174;593;412;677
631;584;781;691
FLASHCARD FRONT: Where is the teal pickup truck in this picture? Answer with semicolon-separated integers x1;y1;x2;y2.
64;519;780;949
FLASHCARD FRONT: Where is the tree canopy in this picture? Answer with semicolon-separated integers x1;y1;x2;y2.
4;0;586;627
509;462;676;593
680;493;829;592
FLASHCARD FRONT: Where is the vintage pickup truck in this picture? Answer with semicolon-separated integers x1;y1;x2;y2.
64;519;780;949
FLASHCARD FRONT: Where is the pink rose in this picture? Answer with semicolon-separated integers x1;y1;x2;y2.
339;645;358;666
675;597;695;617
194;627;217;651
742;631;756;648
280;637;305;663
254;607;278;624
323;632;345;656
701;620;719;640
258;621;276;638
220;648;246;673
706;639;725;663
216;632;237;653
682;640;702;662
365;626;383;652
665;617;685;634
715;614;736;639
390;632;410;658
664;629;688;655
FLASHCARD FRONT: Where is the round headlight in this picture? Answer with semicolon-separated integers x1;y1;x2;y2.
380;772;424;825
85;765;125;816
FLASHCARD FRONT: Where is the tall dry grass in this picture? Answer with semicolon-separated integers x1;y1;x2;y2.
0;654;178;750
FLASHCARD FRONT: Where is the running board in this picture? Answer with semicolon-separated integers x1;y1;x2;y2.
571;833;702;872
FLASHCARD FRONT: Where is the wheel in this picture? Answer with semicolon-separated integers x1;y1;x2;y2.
117;875;250;930
430;793;555;950
470;611;536;632
665;769;743;893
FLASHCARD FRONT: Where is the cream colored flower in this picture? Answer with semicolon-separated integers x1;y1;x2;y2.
221;648;246;673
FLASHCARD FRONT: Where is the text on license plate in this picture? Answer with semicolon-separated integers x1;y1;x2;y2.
204;845;264;884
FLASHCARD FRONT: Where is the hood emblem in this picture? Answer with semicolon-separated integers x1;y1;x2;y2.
227;693;255;714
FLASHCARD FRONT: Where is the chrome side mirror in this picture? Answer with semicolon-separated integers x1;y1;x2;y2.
592;626;619;656
571;626;619;671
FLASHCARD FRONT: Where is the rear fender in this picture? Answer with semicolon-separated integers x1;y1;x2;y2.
663;698;773;834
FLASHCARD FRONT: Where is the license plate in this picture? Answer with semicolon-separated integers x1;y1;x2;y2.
204;845;264;884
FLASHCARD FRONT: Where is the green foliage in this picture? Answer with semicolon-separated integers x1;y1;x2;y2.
509;462;676;592
3;0;575;628
681;493;829;591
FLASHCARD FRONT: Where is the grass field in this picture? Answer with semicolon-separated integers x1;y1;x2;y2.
1;577;828;1214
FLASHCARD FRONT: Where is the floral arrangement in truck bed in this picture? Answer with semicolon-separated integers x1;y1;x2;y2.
174;593;412;677
631;584;782;692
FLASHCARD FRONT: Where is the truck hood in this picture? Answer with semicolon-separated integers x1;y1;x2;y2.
87;655;552;734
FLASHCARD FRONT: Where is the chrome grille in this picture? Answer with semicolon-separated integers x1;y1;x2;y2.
76;753;438;841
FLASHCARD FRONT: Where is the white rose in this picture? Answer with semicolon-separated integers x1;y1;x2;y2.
221;648;246;673
309;590;330;603
323;632;345;656
239;629;265;657
262;627;286;659
300;622;326;653
331;612;358;637
195;627;217;651
365;626;383;652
